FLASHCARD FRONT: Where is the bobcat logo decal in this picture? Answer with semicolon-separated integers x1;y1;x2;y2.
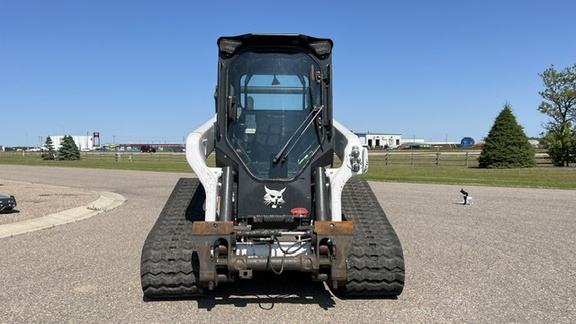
263;186;286;208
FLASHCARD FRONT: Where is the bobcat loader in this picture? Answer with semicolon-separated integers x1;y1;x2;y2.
141;34;405;298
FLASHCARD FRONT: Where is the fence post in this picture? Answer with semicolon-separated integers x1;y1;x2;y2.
411;153;414;165
385;153;389;166
436;152;440;166
465;152;469;167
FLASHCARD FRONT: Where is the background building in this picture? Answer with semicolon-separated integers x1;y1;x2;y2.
48;135;96;151
355;132;402;149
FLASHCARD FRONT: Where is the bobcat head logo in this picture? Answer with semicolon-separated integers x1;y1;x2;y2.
264;186;286;208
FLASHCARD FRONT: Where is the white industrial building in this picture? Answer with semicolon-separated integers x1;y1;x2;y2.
48;135;95;151
355;132;402;149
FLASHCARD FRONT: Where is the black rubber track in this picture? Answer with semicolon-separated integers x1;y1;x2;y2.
338;178;405;297
140;178;205;299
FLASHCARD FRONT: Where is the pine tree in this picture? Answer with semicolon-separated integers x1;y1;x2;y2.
42;136;56;160
57;135;81;160
478;103;536;168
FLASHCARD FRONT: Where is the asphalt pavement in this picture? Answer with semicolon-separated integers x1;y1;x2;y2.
0;165;574;323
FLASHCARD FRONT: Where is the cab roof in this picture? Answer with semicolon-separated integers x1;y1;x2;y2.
218;34;333;57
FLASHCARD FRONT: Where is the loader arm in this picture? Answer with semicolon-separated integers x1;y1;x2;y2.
326;119;368;221
185;114;221;221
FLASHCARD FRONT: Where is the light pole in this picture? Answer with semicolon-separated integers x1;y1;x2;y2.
23;130;28;149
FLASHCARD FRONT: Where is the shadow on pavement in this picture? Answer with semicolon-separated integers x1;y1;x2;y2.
144;272;337;310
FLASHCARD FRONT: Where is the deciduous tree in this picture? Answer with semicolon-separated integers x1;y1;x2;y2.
538;64;576;166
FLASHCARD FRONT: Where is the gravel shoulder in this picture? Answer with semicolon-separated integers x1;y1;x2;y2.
0;179;100;225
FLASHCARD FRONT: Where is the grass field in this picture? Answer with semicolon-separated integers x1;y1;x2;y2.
364;154;576;189
0;151;193;173
1;151;575;190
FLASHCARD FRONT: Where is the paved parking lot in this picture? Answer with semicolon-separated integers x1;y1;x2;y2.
1;165;575;323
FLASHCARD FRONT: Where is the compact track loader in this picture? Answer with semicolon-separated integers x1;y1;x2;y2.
141;34;405;298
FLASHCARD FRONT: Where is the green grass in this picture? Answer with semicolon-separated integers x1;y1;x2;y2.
363;153;576;189
0;152;194;173
2;151;575;190
362;164;576;189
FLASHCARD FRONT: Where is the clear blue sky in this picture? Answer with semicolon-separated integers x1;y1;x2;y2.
2;0;575;147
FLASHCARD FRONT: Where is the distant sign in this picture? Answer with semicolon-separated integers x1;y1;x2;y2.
460;137;475;148
93;132;100;146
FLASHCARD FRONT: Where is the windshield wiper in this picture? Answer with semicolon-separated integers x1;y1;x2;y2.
272;105;323;165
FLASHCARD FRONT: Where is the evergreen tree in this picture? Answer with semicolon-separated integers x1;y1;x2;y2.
42;136;56;160
57;135;81;160
478;103;536;168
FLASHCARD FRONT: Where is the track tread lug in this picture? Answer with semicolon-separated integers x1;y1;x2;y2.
140;178;205;299
338;178;405;297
